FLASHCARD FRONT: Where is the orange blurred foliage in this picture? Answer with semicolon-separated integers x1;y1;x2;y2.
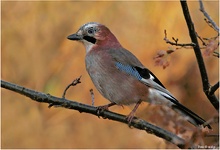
1;1;219;148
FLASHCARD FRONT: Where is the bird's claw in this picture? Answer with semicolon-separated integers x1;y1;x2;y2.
125;112;136;128
96;105;109;118
96;102;116;118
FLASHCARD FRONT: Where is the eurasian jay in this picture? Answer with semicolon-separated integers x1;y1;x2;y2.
67;22;211;129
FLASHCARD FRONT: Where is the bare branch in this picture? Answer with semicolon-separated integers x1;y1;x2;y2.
196;32;207;46
180;1;219;111
199;0;219;33
90;88;95;106
213;51;219;58
1;79;188;148
62;76;82;98
164;30;196;47
209;81;219;95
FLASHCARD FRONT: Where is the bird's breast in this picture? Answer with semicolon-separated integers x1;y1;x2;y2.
85;50;149;105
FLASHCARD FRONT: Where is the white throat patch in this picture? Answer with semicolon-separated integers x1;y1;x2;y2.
82;40;95;53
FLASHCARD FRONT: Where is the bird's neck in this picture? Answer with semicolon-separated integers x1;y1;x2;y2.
96;34;122;49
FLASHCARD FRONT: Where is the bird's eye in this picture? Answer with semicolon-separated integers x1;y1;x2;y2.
87;27;95;35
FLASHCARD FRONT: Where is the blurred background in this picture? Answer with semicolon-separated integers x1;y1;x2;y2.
1;1;219;148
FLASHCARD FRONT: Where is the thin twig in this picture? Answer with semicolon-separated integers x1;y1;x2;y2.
199;0;219;33
196;32;207;46
213;51;219;58
90;88;95;106
62;75;82;98
48;76;82;108
164;30;196;47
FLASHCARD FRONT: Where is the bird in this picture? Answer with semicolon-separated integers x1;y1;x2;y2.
67;22;211;129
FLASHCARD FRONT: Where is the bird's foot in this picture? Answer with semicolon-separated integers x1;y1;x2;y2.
126;100;142;127
96;102;116;117
125;111;136;127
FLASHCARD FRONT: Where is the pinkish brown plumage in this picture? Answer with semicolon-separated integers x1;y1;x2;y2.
67;22;211;129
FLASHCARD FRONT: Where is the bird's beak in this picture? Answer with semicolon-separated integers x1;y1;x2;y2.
67;33;82;41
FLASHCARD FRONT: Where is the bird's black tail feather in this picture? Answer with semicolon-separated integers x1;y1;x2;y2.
172;104;212;129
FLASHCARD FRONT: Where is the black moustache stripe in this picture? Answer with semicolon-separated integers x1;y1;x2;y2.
83;36;96;44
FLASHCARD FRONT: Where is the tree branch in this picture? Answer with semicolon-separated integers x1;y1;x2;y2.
180;1;219;111
209;81;219;96
164;30;196;47
198;0;219;33
1;80;188;148
62;75;82;98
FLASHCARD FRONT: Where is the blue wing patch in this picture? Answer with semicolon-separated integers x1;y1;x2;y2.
115;62;178;103
115;62;142;80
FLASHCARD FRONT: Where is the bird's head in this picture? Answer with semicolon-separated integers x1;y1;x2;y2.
67;22;121;53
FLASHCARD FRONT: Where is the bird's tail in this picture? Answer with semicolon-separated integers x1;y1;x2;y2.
172;104;212;129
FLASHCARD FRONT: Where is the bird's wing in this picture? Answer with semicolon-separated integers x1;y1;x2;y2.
111;49;212;129
109;48;177;103
115;62;178;104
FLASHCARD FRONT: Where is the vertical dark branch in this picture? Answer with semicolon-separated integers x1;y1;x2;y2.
180;1;208;89
180;1;219;111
